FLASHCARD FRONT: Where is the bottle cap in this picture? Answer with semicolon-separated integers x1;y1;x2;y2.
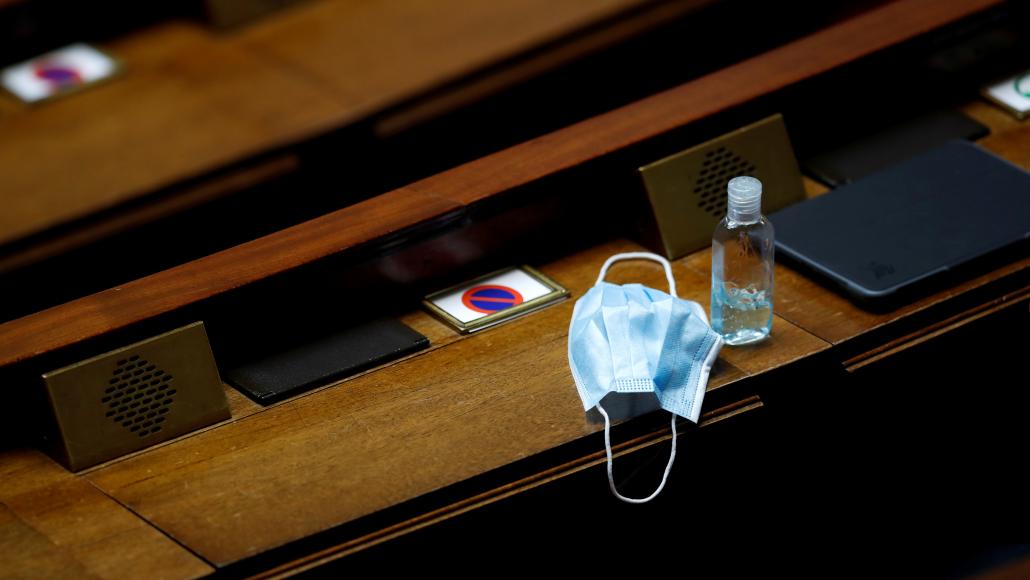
727;176;762;220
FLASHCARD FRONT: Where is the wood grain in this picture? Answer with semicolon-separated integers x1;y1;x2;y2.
249;394;763;577
0;0;665;253
666;252;830;375
0;449;211;579
681;248;838;369
235;0;651;122
245;395;762;576
0;22;345;247
84;238;797;565
372;0;715;137
961;99;1027;137
802;175;831;198
0;0;996;373
979;115;1030;168
0;4;1021;574
220;384;263;425
0;154;300;275
408;0;1001;206
0;505;95;580
0;187;462;368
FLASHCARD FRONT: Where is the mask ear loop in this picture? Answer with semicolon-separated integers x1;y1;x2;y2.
594;251;680;503
597;403;677;504
596;252;677;297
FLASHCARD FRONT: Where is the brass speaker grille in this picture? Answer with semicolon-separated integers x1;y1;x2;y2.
103;355;176;438
42;321;230;471
694;146;757;218
638;113;805;259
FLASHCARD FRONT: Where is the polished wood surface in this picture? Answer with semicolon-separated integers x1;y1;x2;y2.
0;0;999;369
1;1;1026;576
0;188;462;367
0;449;211;579
370;0;714;138
0;154;300;274
0;0;654;251
234;0;655;122
0;22;344;247
85;238;822;566
246;399;766;577
409;0;1001;207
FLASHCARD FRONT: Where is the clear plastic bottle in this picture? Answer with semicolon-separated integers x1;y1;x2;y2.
711;176;774;345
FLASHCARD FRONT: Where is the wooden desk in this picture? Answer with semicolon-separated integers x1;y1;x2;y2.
72;237;825;567
0;0;681;273
233;0;658;127
0;21;342;250
1;0;1027;575
0;449;211;578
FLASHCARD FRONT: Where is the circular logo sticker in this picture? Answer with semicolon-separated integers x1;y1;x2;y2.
33;62;83;88
461;285;524;314
1016;73;1030;98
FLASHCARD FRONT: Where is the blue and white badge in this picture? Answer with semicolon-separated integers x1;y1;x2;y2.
2;43;119;103
424;266;568;333
983;71;1030;119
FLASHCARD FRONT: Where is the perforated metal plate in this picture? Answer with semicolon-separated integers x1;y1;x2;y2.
41;322;230;471
638;114;805;259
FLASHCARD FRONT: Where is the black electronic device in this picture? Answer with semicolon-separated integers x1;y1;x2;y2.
772;141;1030;306
803;110;989;186
225;318;429;405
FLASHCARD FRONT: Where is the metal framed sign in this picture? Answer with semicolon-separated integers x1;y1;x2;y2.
423;266;568;334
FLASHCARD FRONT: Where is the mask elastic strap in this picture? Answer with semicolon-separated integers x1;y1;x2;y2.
596;252;677;297
597;403;677;504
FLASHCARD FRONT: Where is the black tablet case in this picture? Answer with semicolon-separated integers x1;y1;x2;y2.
772;141;1030;304
803;110;989;187
225;318;429;405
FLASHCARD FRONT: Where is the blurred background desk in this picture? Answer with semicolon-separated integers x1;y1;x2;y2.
0;0;888;323
1;0;1029;576
0;0;665;317
0;0;666;250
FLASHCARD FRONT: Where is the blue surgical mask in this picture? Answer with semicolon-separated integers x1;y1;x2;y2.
568;252;723;503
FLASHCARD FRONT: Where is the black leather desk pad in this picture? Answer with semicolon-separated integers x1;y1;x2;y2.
803;110;988;187
773;140;1030;306
224;318;429;405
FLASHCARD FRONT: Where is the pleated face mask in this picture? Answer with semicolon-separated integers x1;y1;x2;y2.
567;252;723;503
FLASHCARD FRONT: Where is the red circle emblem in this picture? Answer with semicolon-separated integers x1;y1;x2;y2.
33;62;83;88
461;285;524;314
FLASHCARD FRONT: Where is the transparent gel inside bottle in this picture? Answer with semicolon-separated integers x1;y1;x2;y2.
711;176;774;345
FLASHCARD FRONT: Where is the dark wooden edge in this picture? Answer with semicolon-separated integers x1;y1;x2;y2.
843;288;1030;372
0;0;1002;370
372;0;720;138
215;395;764;578
0;155;300;274
0;0;705;256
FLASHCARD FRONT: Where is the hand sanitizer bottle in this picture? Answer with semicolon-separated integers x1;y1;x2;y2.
711;176;774;345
